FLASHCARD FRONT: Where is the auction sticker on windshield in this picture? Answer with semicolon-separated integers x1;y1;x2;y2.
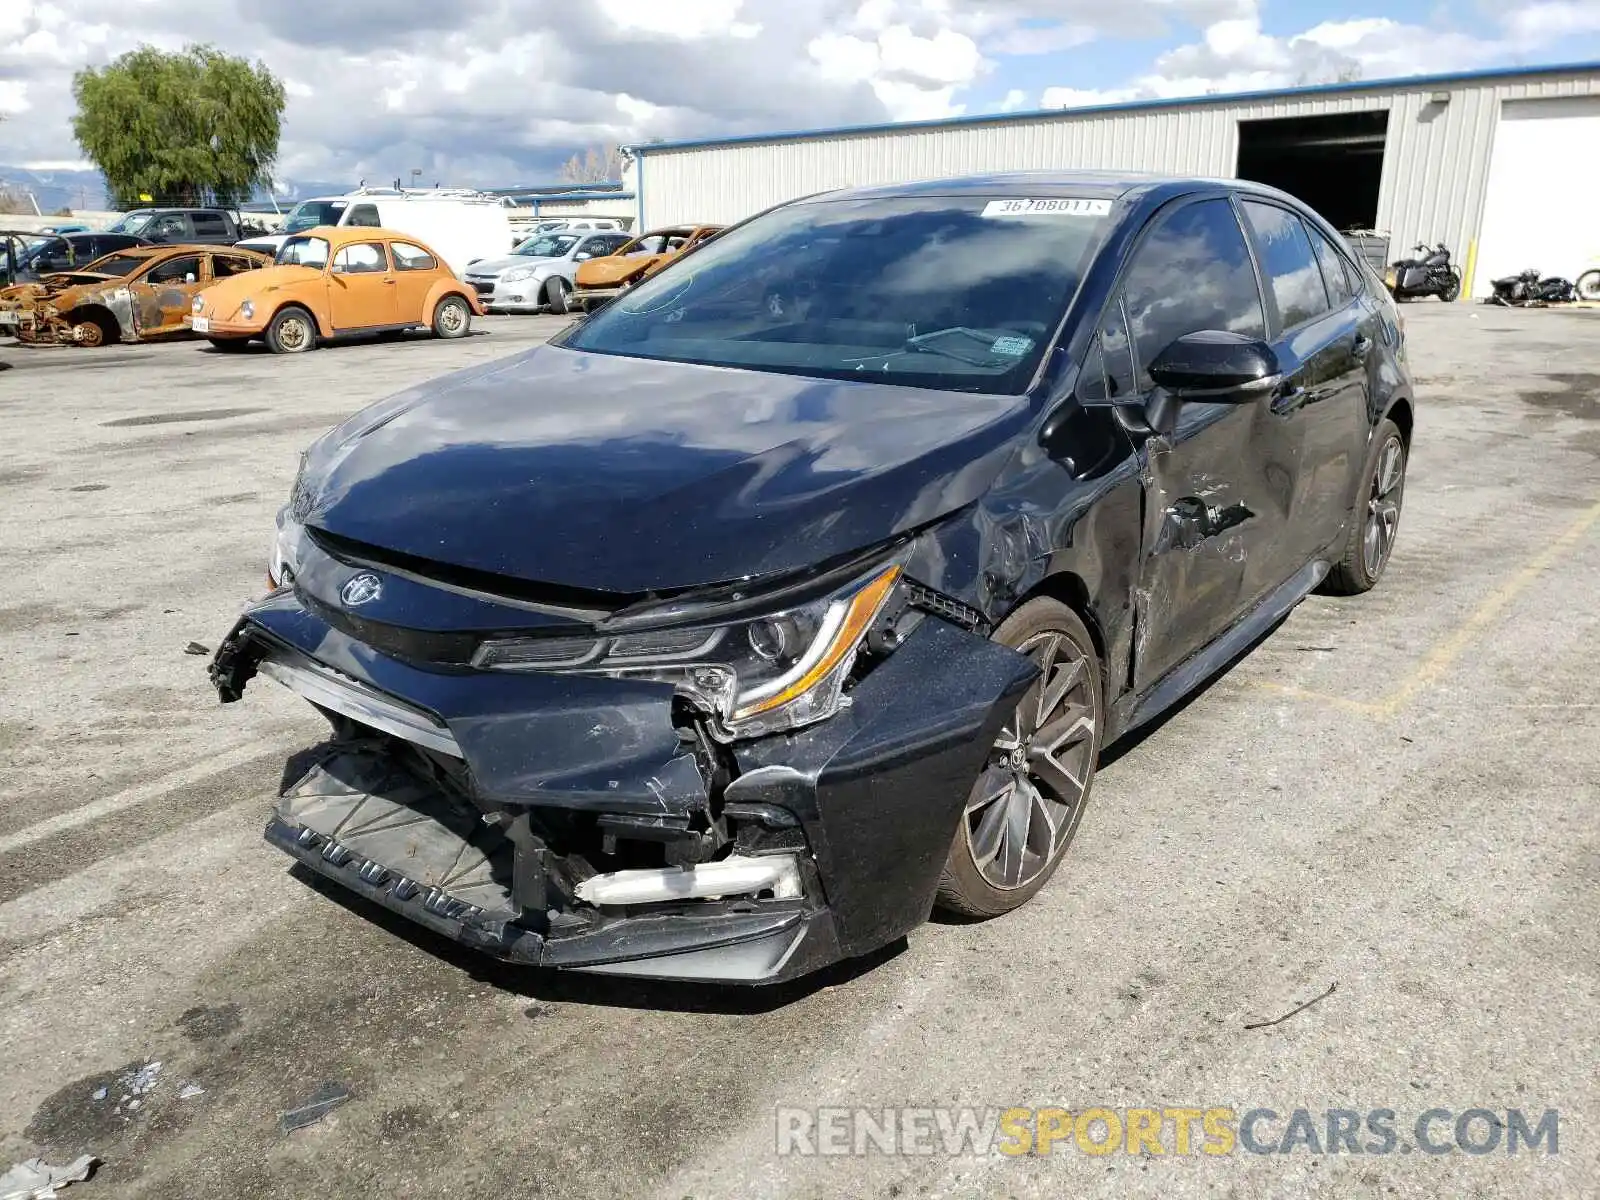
982;198;1112;218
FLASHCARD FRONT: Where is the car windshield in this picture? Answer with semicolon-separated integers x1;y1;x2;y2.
107;211;154;235
562;196;1111;394
80;253;146;278
514;234;580;258
283;201;348;233
277;236;330;268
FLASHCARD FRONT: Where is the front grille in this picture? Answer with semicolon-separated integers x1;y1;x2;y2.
298;586;483;666
467;280;494;296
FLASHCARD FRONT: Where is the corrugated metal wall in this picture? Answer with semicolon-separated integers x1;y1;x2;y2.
637;69;1600;278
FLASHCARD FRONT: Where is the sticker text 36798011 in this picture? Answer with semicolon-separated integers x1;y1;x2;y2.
981;198;1113;218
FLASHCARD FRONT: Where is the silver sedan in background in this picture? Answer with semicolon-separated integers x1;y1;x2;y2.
463;230;632;314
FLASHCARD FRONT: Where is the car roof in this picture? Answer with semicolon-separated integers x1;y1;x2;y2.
296;225;443;252
801;169;1297;207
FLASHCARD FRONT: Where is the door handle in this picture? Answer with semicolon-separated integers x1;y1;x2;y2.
1270;381;1307;415
1351;333;1372;359
382;278;396;285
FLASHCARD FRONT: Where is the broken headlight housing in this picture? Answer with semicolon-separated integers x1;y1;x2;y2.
269;509;305;588
473;560;905;741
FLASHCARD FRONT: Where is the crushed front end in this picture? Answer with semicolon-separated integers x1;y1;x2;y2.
211;527;1035;984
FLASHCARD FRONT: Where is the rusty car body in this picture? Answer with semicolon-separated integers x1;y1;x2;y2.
571;224;724;311
0;244;272;347
186;226;485;354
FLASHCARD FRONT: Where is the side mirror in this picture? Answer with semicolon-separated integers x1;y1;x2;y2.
1148;330;1280;401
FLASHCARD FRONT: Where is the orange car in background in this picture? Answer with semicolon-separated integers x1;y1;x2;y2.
571;224;724;311
187;225;484;353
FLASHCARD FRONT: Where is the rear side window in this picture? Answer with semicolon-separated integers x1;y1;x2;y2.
1306;225;1354;307
346;204;382;228
391;242;436;271
211;254;256;278
193;213;228;237
1121;197;1267;387
1242;200;1330;329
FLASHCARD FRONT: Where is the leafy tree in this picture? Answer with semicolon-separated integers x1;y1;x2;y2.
72;44;285;208
558;145;625;185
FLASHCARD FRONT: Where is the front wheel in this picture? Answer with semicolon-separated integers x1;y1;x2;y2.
935;599;1103;918
1322;418;1407;595
1576;270;1600;302
1439;269;1462;303
265;306;315;354
544;277;569;315
432;295;471;339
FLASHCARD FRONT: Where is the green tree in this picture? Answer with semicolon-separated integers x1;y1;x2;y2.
72;44;285;209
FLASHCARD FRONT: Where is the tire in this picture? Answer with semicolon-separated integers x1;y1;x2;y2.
544;277;569;315
208;337;249;352
265;306;316;354
69;313;114;348
935;598;1104;919
1577;270;1600;302
1322;418;1407;596
1440;270;1461;303
432;295;471;339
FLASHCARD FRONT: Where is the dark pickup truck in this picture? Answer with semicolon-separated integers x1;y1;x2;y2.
103;208;260;246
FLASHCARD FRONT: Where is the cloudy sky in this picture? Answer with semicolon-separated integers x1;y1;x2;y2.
2;0;1598;194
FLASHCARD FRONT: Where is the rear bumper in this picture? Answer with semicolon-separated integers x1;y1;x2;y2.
212;587;1034;984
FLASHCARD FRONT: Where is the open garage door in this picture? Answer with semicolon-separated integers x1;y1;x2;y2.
1236;111;1388;233
1474;96;1600;297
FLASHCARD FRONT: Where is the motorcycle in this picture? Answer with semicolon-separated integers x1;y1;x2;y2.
1385;243;1462;302
1487;269;1579;306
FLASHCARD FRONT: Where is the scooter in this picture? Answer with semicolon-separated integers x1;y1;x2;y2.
1386;243;1462;301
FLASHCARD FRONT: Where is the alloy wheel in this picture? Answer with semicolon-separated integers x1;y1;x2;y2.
1363;434;1405;578
962;630;1097;890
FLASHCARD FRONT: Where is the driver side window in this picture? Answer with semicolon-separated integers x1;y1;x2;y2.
1120;198;1266;391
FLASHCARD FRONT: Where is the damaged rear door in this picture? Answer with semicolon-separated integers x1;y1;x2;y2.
1103;195;1301;690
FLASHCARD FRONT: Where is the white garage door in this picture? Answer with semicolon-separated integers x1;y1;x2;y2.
1473;96;1600;296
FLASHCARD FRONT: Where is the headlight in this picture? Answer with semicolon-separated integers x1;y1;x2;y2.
473;561;905;740
191;297;204;314
268;509;305;589
501;266;536;283
240;299;255;320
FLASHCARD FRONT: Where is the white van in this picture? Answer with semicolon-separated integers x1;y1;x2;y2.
237;188;513;276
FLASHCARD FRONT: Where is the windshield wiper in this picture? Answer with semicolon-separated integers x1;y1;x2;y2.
901;326;1013;367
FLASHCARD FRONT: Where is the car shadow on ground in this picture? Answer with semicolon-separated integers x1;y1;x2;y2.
289;862;907;1014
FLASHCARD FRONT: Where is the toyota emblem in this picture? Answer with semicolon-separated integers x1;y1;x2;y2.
340;572;383;607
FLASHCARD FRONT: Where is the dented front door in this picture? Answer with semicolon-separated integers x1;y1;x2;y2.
1105;195;1302;691
130;253;207;338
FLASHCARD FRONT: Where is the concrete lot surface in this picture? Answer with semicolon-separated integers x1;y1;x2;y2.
0;307;1596;1199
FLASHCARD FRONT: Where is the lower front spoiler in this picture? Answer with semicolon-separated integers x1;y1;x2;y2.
265;814;843;986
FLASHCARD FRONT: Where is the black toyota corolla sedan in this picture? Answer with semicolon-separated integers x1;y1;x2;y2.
210;171;1412;984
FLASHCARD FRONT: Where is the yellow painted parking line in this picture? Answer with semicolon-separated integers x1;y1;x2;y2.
1252;495;1600;718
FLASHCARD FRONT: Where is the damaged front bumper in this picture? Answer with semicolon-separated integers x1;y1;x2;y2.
212;588;1034;984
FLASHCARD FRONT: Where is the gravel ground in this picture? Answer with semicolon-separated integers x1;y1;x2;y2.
0;305;1595;1199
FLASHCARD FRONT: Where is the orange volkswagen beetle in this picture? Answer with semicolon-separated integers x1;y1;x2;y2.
186;226;484;353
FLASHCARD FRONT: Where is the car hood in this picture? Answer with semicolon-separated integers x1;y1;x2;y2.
197;265;316;317
298;343;1033;594
576;255;660;288
467;254;556;276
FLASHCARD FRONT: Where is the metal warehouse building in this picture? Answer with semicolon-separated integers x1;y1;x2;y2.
627;62;1600;298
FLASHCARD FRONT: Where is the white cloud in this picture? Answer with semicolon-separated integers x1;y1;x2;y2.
998;87;1030;111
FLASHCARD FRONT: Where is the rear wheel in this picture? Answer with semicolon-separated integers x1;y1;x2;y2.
1577;270;1600;302
544;277;569;315
266;306;315;354
1323;418;1407;595
432;295;471;339
935;599;1103;918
